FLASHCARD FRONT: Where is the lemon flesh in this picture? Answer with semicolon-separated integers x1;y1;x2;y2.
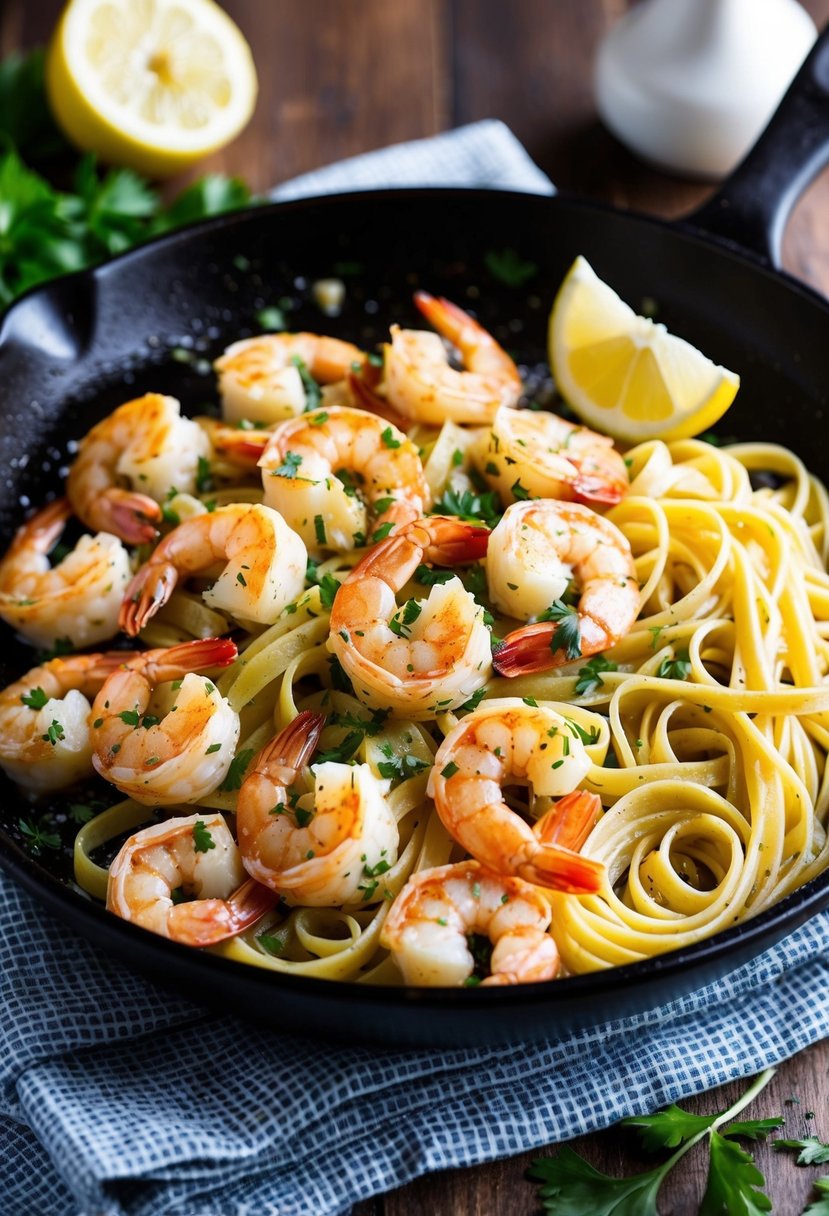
46;0;258;177
549;256;740;442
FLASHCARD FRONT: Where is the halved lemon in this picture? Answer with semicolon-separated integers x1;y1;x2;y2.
549;256;740;442
46;0;258;178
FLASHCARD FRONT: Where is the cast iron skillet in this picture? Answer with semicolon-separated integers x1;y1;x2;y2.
2;36;829;1049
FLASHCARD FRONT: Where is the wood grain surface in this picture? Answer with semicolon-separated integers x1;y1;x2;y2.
4;2;829;1212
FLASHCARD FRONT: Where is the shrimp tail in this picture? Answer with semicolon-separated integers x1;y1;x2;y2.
10;497;72;555
252;710;326;775
423;515;491;564
492;623;560;676
572;476;626;508
103;488;162;544
414;291;470;343
135;637;238;682
534;791;602;852
168;877;277;946
519;846;605;895
199;419;268;467
120;562;179;636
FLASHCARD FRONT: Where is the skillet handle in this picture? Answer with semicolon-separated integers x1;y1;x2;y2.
685;27;829;267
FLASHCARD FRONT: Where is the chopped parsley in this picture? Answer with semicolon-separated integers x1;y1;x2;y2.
657;649;692;681
273;450;303;479
380;426;401;449
358;856;392;901
414;563;454;586
441;761;459;779
317;572;341;609
538;600;582;661
195;455;214;494
291;354;322;410
376;742;430;781
314;514;327;545
41;719;64;746
21;686;48;709
575;655;618;696
431;485;502;530
219;748;255;791
18;816;60;854
389;598;422;638
192;820;215;853
484;247;538;287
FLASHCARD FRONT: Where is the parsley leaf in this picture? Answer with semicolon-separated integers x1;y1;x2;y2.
484;246;538;287
315;729;364;765
529;1147;664;1216
317;573;341;610
41;718;65;746
376;742;430;782
272;450;303;478
657;648;692;681
219;748;255;791
574;655;618;696
20;686;48;710
414;563;454;586
18;815;60;854
803;1178;829;1216
431;485;502;530
537;600;582;660
622;1105;719;1150
773;1136;829;1165
192;820;215;853
291;355;322;410
700;1131;772;1215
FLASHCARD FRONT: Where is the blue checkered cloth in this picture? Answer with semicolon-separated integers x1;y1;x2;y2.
3;122;829;1216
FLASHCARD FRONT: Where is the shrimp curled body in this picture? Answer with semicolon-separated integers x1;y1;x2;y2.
381;861;559;987
107;812;276;946
259;406;429;552
120;503;307;636
483;405;629;508
328;516;492;720
215;333;366;424
67;394;210;544
91;638;240;805
428;699;605;892
0;651;139;792
492;501;639;676
237;711;399;906
384;292;522;425
0;498;131;649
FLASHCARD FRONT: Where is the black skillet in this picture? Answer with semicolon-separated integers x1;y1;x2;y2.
2;34;829;1049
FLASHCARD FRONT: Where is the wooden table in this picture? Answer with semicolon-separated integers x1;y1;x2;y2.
4;2;829;1212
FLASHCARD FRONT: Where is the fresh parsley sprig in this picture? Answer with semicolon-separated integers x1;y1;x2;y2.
529;1068;781;1216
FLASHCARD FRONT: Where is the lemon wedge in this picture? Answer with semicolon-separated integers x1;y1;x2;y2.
46;0;258;178
549;255;740;442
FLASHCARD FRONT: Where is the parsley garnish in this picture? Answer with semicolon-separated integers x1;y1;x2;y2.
431;486;502;530
458;687;487;714
273;450;303;478
256;306;286;331
389;598;422;638
657;648;692;681
315;729;364;765
205;743;222;755
219;748;255;791
380;426;401;449
575;655;618;695
441;761;459;779
773;1137;829;1165
195;456;214;494
376;743;430;782
257;928;289;956
371;521;395;543
537;600;582;660
18;815;60;855
511;478;531;501
20;686;48;709
291;355;322;410
357;856;392;901
41;719;64;746
529;1069;781;1216
117;709;141;726
192;820;215;853
414;563;454;586
67;803;95;825
317;573;341;609
314;515;327;545
484;247;538;287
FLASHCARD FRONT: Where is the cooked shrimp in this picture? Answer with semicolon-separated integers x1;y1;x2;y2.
215;333;366;424
107;813;277;946
428;700;605;892
120;503;307;636
0;498;131;649
381;861;560;987
237;711;399;906
0;650;139;792
259;405;429;552
91;637;240;806
66;394;211;544
482;405;629;508
328;515;492;719
384;292;522;424
492;502;639;676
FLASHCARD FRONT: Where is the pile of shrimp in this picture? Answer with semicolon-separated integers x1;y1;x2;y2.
0;291;639;989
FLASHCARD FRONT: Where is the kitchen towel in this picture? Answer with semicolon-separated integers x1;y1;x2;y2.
2;120;829;1216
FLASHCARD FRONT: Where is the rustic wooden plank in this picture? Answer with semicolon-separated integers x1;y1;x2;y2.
194;0;449;194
